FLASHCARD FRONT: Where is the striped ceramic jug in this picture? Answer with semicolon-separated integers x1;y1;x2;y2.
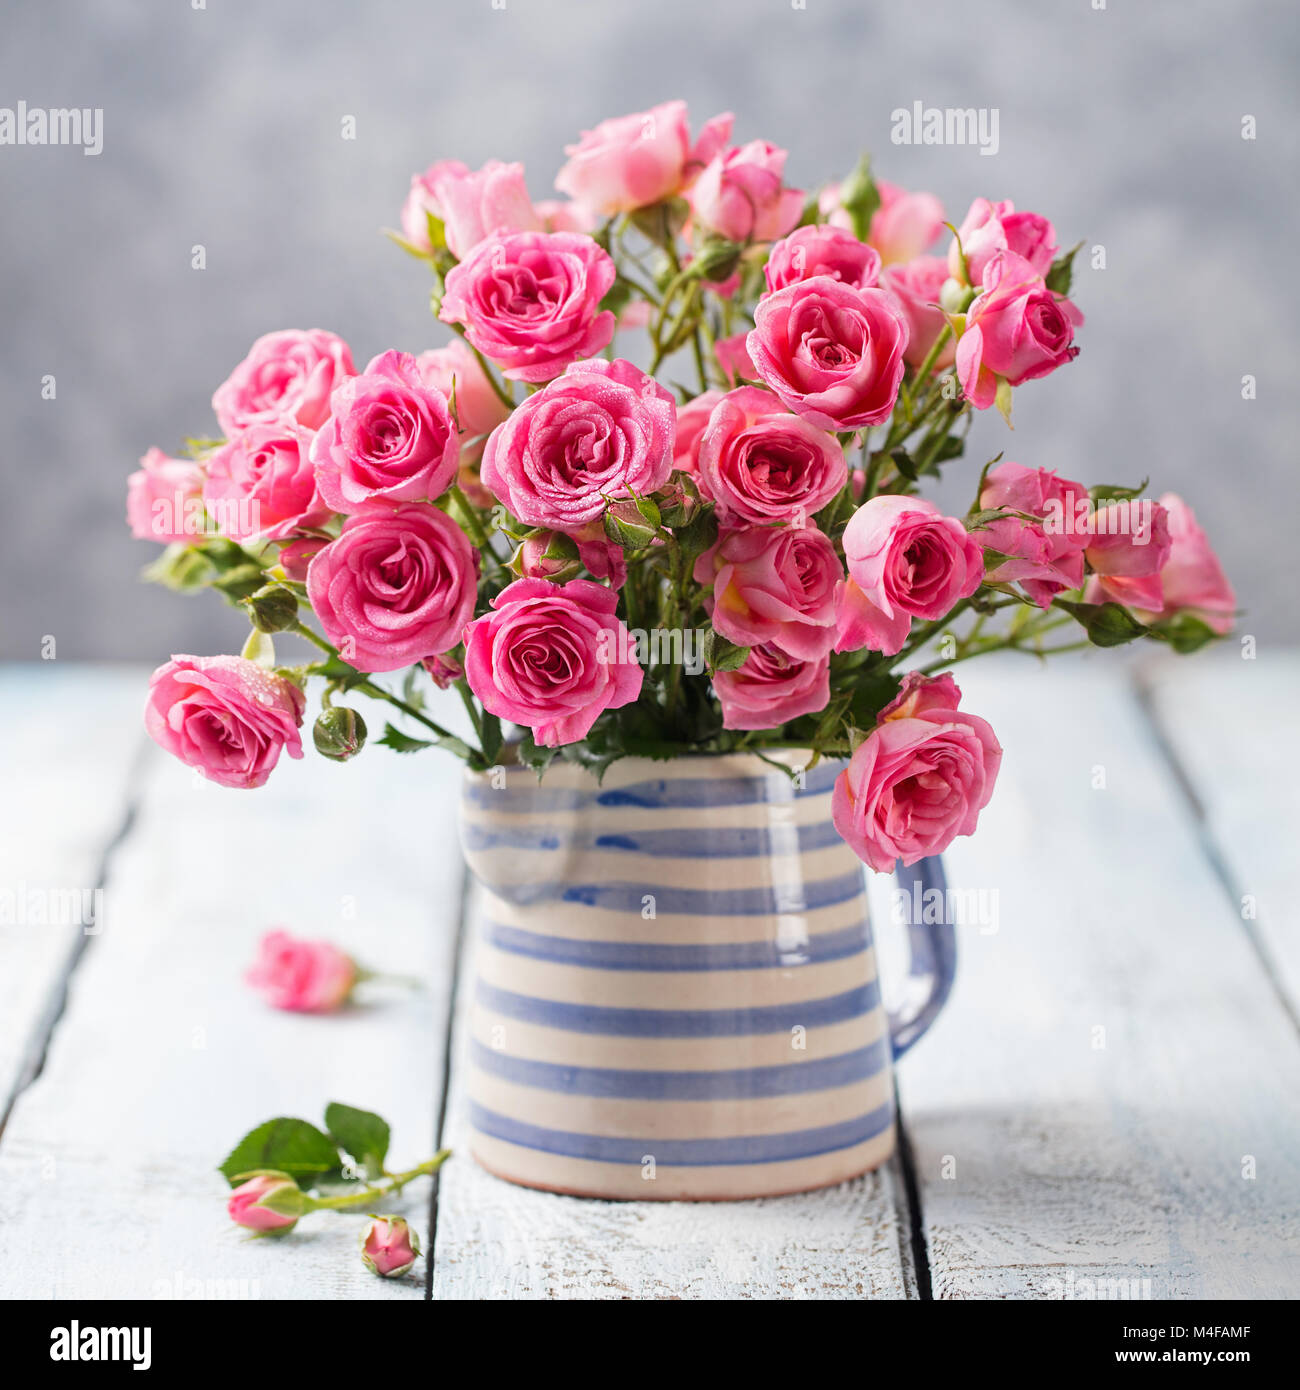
459;751;953;1201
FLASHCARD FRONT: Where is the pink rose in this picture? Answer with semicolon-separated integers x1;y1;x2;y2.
695;524;841;661
212;329;355;435
764;224;882;293
145;655;305;790
554;102;732;215
747;276;909;430
428;159;541;259
1137;493;1236;634
832;674;1002;872
534;199;599;234
567;521;628;590
307;504;479;673
480;357;675;529
673;391;723;472
415;338;513;466
278;536;327;581
126;447;206;543
835;497;985;656
714;333;757;386
950;197;1057;287
1084;499;1172;611
713;643;830;730
439;230;616;383
401;158;468;250
361;1217;420;1278
885;256;957;371
462;578;643;746
978;461;1090;607
696;386;847;525
245;928;357;1012
422;653;465;689
202;422;325;541
227;1174;301;1234
689;140;804;243
819;179;946;266
311;350;459;512
955;251;1083;408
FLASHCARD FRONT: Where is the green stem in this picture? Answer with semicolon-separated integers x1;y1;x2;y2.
307;1151;452;1211
448;485;508;577
357;680;469;748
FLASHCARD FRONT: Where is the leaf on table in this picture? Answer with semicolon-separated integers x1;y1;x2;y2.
219;1118;341;1188
324;1102;391;1180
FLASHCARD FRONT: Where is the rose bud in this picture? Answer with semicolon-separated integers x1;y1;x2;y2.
421;654;464;690
227;1172;306;1235
313;706;367;762
360;1216;421;1278
245;929;358;1012
243;583;300;634
512;531;582;583
603;495;661;550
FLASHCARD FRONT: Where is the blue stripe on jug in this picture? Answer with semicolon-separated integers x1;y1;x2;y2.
469;1036;888;1100
461;818;845;857
482;919;869;971
469;1100;895;1166
475;979;880;1037
484;868;865;914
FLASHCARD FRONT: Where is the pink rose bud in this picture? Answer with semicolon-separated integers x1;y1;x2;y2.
421;653;464;690
203;422;327;542
245;928;358;1012
820;179;946;266
145;655;305;789
689;140;804;244
439;230;616;384
834;497;985;656
764;224;882;294
428;159;542;260
884;257;958;371
212;328;356;436
978;461;1090;608
227;1172;305;1234
713;643;831;731
1141;493;1236;635
747;277;910;431
360;1216;420;1278
126;447;206;543
515;531;582;583
400;158;469;251
955;251;1083;409
832;675;1002;872
949;197;1057;287
1084;499;1172;611
463;578;643;746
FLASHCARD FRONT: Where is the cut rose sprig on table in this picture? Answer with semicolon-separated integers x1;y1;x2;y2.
221;1102;449;1252
129;101;1236;875
244;929;421;1014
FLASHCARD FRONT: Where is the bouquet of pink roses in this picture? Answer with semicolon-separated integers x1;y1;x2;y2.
129;100;1235;872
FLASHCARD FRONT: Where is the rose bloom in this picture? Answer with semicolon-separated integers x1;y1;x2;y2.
278;536;327;582
463;578;643;746
884;256;957;371
673;390;723;472
764;224;882;294
480;357;675;529
227;1174;301;1234
949;197;1057;287
956;250;1083;408
832;673;1002;872
696;386;847;525
245;928;357;1012
310;349;459;513
212;328;355;435
714;333;757;386
554;101;732;216
202;422;325;541
361;1217;421;1278
1130;493;1236;635
1084;499;1172;611
836;496;985;657
713;643;830;731
126;447;206;543
690;140;804;243
415;338;513;467
533;199;599;234
429;159;541;259
401;157;467;250
145;655;305;790
439;230;616;383
695;524;842;661
747;276;909;430
307;504;479;673
820;179;945;266
978;461;1090;608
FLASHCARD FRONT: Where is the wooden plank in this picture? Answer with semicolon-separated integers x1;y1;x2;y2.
1140;651;1300;1022
0;663;145;1125
431;879;916;1300
0;705;465;1300
894;658;1300;1300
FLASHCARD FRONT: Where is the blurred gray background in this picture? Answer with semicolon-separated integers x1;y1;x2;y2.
1;0;1296;660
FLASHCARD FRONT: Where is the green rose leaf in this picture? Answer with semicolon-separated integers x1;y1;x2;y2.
1152;612;1219;654
1057;600;1147;648
324;1102;391;1180
219;1118;341;1188
1045;241;1084;297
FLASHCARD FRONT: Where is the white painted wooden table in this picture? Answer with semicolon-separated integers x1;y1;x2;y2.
1;655;1296;1300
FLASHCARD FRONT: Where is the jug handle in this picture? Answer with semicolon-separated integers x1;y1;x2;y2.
886;856;956;1060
